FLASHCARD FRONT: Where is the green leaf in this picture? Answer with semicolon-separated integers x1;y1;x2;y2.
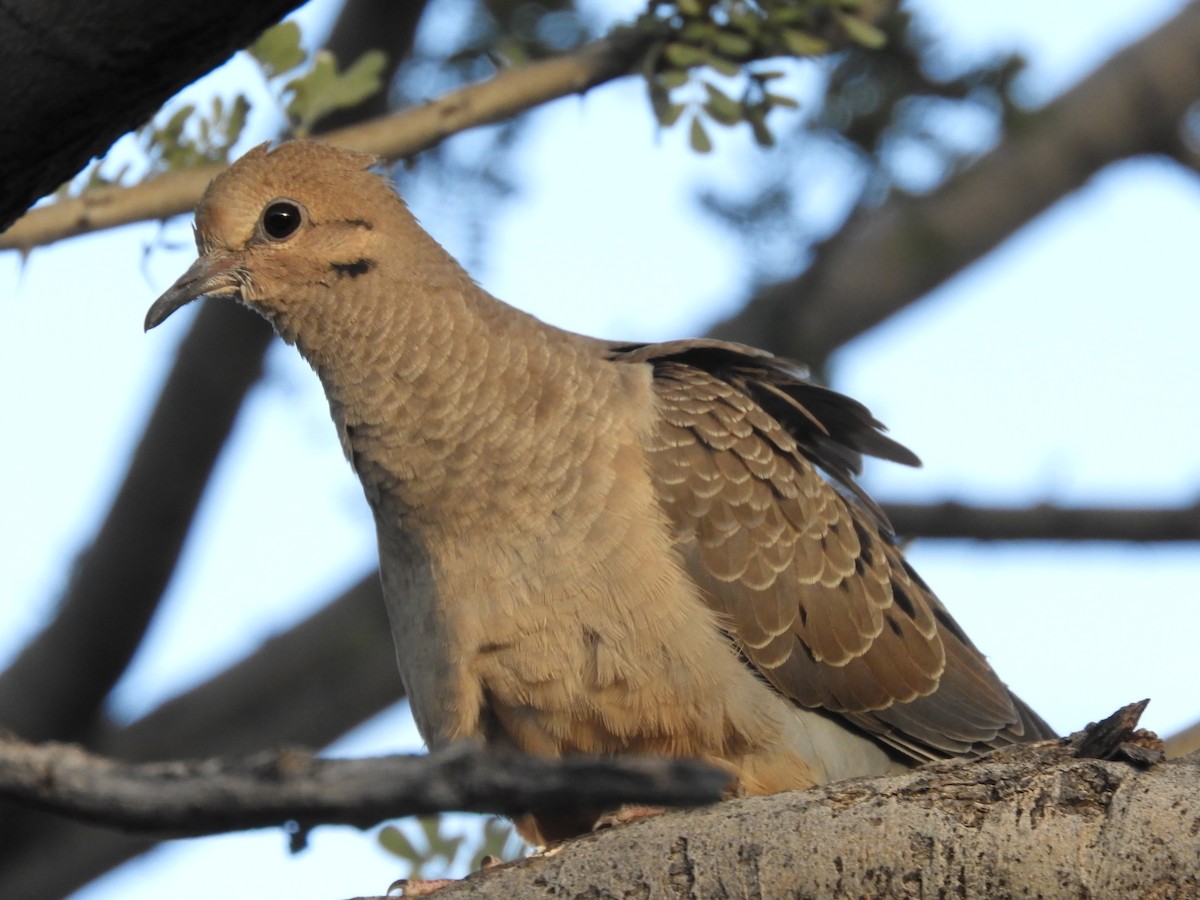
703;82;742;125
285;48;387;135
768;5;814;26
472;818;522;871
160;105;195;143
712;31;754;59
837;13;888;49
378;825;421;863
677;0;706;16
655;98;686;127
729;11;762;38
223;95;251;154
659;68;689;89
689;115;713;153
663;42;708;68
249;21;307;79
766;92;800;110
701;49;740;77
422;816;465;861
781;28;829;56
748;109;775;147
680;21;715;44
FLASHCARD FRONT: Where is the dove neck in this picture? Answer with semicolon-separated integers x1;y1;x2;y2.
290;242;605;526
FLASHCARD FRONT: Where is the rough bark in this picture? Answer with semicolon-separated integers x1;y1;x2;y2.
398;748;1199;899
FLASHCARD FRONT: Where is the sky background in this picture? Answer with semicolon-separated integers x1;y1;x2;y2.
1;0;1197;896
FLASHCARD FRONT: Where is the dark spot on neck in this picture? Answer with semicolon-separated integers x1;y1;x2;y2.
331;258;375;278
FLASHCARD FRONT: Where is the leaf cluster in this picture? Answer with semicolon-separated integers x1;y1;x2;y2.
636;0;891;152
378;815;524;878
59;93;251;197
248;21;388;138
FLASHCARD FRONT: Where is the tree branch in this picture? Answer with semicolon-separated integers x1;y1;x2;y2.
0;33;651;254
710;0;1200;364
884;498;1200;543
0;737;727;838
394;741;1196;898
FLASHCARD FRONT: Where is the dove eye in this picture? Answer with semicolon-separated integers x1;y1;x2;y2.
261;200;304;240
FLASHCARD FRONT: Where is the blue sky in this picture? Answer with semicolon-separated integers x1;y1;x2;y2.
1;0;1196;896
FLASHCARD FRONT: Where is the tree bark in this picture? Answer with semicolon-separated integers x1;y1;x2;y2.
407;747;1199;899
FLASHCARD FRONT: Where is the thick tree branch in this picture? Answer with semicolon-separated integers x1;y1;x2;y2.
0;738;727;837
397;743;1196;898
0;0;305;231
711;0;1200;364
884;498;1200;543
0;34;650;254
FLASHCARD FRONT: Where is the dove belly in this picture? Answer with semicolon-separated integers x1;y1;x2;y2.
372;464;893;791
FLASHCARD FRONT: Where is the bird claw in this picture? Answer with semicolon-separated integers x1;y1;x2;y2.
593;804;667;830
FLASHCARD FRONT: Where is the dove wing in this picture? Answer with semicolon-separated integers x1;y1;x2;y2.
611;339;1054;760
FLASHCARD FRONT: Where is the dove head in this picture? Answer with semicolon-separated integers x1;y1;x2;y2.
144;141;427;346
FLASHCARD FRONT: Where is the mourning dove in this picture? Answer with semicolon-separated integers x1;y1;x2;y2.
145;141;1054;842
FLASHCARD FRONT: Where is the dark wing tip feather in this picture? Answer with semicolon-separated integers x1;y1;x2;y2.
610;338;916;458
610;337;920;494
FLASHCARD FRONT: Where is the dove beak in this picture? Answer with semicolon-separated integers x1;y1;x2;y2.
144;253;243;331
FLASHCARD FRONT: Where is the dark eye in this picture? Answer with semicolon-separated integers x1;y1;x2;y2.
262;200;303;240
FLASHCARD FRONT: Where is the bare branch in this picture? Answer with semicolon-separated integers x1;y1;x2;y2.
0;34;650;254
711;0;1200;364
0;737;728;838
883;499;1200;543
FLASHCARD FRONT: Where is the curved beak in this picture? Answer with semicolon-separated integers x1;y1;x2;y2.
144;253;242;331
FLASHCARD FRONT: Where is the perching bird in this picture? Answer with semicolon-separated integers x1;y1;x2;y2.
146;141;1054;842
